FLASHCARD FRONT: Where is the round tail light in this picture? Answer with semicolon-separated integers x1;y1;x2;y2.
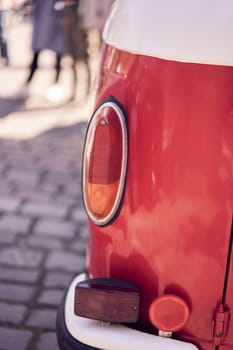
82;98;128;226
149;294;190;333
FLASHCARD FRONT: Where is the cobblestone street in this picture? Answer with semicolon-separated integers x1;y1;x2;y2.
0;17;96;350
0;128;89;350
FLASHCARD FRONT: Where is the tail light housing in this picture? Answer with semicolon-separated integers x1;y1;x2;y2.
82;98;128;226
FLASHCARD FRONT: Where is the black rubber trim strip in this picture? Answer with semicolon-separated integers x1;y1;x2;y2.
221;218;233;305
56;293;99;350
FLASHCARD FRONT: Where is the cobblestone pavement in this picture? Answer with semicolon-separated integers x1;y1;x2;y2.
0;17;96;350
0;125;89;350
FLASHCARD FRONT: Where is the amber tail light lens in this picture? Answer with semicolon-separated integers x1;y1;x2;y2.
82;98;128;226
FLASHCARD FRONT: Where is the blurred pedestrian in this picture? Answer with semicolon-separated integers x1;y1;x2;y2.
80;0;113;48
0;0;12;66
16;0;66;100
63;0;90;100
62;0;113;100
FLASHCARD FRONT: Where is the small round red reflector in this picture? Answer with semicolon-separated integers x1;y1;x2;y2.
149;294;190;332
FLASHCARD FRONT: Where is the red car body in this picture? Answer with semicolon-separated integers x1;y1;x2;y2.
57;1;233;350
88;47;233;349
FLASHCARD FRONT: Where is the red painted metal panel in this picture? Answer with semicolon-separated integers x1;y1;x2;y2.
87;45;233;350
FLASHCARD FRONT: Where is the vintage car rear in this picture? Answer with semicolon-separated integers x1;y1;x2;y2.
56;1;233;349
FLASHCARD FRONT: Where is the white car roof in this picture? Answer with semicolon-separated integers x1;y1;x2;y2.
103;0;233;66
